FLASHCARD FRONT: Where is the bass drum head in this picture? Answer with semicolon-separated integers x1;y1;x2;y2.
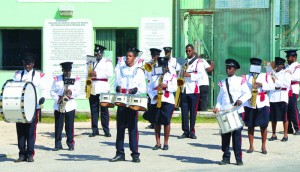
23;82;37;122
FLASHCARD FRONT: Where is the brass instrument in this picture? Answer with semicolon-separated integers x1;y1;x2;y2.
59;77;72;113
250;74;258;107
264;61;278;80
156;75;163;108
175;61;189;108
144;60;157;72
85;61;93;99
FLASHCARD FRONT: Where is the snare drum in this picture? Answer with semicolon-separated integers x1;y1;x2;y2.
217;109;243;134
114;94;129;107
128;95;148;111
0;80;37;123
99;93;115;108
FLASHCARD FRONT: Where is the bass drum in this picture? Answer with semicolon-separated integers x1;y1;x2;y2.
0;80;37;123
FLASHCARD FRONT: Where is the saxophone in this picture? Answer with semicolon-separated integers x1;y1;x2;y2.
156;75;164;108
85;61;93;99
250;74;258;107
60;78;70;113
175;61;189;108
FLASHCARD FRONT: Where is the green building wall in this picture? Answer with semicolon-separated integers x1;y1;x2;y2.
0;0;173;113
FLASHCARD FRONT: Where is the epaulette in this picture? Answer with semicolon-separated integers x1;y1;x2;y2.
40;73;45;78
285;70;292;74
15;70;20;75
241;75;246;85
118;57;123;63
218;81;222;87
76;76;80;81
138;58;144;63
53;76;58;81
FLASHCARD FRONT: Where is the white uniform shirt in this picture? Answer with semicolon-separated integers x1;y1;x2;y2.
88;57;113;95
168;57;181;72
13;69;47;109
50;74;81;112
115;65;146;95
244;73;275;108
198;59;211;86
269;69;291;103
215;75;251;113
148;72;178;105
285;62;300;94
183;57;206;94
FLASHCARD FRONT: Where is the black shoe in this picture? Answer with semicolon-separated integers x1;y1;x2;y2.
218;159;230;165
236;161;243;166
145;124;154;129
132;157;141;163
14;156;26;163
27;156;34;162
268;136;278;141
262;149;267;154
52;147;63;151
162;145;169;150
109;155;125;162
281;137;288;142
293;131;300;135
104;133;112;137
246;149;254;153
68;147;74;151
89;133;99;137
178;133;189;139
152;145;161;150
190;134;197;139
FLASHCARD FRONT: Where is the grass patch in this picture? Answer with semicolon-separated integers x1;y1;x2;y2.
1;113;217;124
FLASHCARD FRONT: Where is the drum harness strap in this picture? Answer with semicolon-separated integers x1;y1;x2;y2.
20;70;35;82
225;78;234;104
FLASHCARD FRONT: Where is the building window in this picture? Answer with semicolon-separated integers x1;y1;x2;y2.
0;29;42;70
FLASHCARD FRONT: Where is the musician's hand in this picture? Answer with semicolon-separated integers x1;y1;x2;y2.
128;87;138;94
116;86;121;93
65;89;72;96
57;98;62;105
89;71;97;77
234;100;242;106
153;95;158;100
38;97;45;105
212;108;219;114
272;77;276;83
184;72;191;77
255;82;262;88
159;83;167;89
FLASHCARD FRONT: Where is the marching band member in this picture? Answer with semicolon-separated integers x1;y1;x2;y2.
144;48;162;129
88;44;113;137
109;47;146;163
197;54;214;112
147;57;177;151
13;52;47;163
178;44;206;139
285;50;300;135
213;59;251;166
50;62;81;151
163;47;181;74
244;57;275;154
268;57;291;142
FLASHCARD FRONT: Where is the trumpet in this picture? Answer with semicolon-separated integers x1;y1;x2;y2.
143;60;157;72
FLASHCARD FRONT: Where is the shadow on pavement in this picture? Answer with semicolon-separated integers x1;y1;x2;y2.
56;154;109;161
35;144;53;151
0;154;15;162
100;141;153;149
160;154;216;164
188;143;221;150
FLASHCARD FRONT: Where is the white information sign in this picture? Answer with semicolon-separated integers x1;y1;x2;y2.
43;19;93;98
140;17;171;62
